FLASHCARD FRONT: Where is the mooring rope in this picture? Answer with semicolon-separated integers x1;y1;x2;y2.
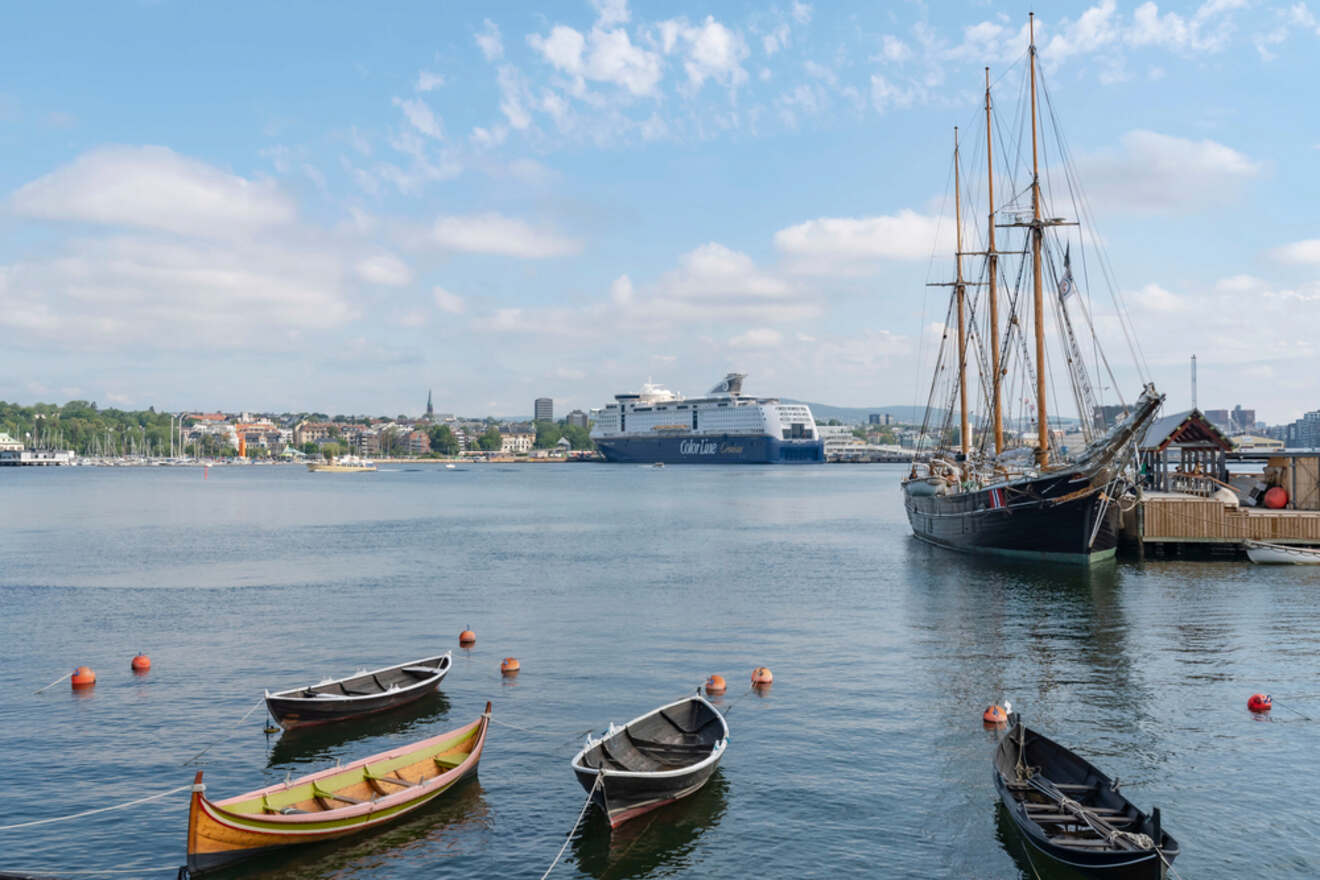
33;672;72;694
485;716;593;741
0;784;191;831
539;772;602;880
183;700;266;765
0;865;183;876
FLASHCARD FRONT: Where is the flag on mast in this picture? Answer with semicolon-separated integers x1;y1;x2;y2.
1058;244;1075;299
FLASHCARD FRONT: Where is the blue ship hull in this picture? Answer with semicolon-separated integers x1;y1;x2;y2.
595;434;824;464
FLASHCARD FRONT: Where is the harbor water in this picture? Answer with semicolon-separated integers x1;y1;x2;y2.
2;463;1319;878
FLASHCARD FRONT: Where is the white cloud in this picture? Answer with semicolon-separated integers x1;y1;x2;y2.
528;21;663;96
10;145;295;238
869;74;921;113
497;65;533;130
428;213;581;258
610;274;634;304
392;97;444;140
355;253;412;286
476;19;504;61
763;23;790;55
730;327;783;348
662;16;750;90
1270;239;1320;264
1126;0;1248;53
592;0;629;28
1075;129;1260;214
415;71;445;92
879;35;911;62
774;211;952;270
791;2;812;25
432;286;466;314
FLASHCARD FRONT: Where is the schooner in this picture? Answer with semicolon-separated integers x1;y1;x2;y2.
902;14;1163;564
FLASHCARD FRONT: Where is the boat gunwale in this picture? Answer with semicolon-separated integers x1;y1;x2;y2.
207;709;486;822
265;652;452;703
570;694;729;781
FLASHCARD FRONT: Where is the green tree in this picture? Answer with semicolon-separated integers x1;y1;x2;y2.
427;424;459;455
476;427;503;452
560;424;594;450
321;441;342;460
302;442;318;456
533;420;562;448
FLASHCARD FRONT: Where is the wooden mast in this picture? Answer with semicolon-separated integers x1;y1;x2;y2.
985;67;1003;456
954;126;970;458
1028;12;1049;467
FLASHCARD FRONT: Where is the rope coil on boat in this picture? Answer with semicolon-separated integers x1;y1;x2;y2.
539;772;603;880
0;783;192;831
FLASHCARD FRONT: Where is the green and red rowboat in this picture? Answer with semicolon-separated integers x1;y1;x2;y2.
185;702;490;874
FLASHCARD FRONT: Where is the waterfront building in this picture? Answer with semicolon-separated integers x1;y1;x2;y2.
500;432;535;455
0;432;22;452
535;398;553;422
293;421;337;447
566;409;589;429
1232;404;1257;432
406;430;430;455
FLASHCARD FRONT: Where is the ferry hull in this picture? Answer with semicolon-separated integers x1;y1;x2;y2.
904;471;1120;565
595;434;824;464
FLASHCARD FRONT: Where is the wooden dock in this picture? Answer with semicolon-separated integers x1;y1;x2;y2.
1123;491;1320;554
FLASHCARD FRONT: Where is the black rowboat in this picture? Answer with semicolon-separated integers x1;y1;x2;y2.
571;695;728;828
265;652;452;730
994;715;1179;879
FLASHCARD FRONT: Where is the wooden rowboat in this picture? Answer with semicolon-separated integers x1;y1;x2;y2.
264;652;452;730
1244;539;1320;564
571;694;728;828
186;702;490;874
994;714;1179;879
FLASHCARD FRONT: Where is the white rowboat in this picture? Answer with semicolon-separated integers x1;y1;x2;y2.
1244;540;1320;565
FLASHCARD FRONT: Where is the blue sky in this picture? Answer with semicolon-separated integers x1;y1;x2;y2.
1;0;1318;422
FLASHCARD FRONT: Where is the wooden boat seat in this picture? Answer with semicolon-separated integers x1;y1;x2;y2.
1048;837;1122;848
1032;813;1135;826
365;771;417;789
403;665;439;674
1024;803;1121;815
1007;781;1096;793
313;784;365;806
434;754;463;770
340;684;375;696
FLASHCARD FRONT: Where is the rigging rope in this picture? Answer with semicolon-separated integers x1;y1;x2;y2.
0;784;191;831
539;772;602;880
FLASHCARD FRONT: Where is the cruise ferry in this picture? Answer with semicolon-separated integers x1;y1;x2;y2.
590;373;824;464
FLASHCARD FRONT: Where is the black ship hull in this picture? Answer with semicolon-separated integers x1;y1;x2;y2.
904;468;1121;565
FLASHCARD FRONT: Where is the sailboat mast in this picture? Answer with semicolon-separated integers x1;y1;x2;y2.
985;67;1003;457
954;127;970;458
1028;13;1049;467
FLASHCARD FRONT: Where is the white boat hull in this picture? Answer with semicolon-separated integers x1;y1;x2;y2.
1245;542;1320;564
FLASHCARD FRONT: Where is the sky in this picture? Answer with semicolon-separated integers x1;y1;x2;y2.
1;0;1318;423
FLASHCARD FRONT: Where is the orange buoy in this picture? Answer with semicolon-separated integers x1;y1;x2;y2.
131;653;151;673
1248;693;1272;713
751;666;773;686
70;666;96;689
501;657;520;675
1264;487;1289;509
983;704;1008;725
459;627;476;646
705;674;727;695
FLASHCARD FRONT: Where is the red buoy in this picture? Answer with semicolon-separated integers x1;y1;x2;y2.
131;653;151;673
705;674;727;695
751;666;773;686
983;704;1008;725
459;627;476;646
500;657;520;675
70;666;96;689
1264;487;1289;509
1248;693;1272;713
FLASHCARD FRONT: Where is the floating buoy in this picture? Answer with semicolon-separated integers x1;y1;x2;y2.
1248;693;1272;713
131;653;151;673
705;674;727;695
983;704;1008;725
751;666;774;686
459;627;476;646
1264;487;1289;509
501;657;520;675
70;666;96;689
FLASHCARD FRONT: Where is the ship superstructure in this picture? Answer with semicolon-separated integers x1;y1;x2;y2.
590;373;824;464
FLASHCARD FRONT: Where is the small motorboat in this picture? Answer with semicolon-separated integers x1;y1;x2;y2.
265;653;452;730
571;694;728;828
186;702;490;874
994;714;1179;879
1244;539;1320;564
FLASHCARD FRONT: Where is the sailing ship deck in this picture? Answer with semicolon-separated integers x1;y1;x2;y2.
1123;492;1320;550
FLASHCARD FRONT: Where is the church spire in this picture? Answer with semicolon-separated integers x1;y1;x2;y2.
426;388;434;418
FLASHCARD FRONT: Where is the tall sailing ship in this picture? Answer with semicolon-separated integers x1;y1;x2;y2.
902;15;1163;565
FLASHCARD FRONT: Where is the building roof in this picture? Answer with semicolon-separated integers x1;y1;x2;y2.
1139;408;1233;452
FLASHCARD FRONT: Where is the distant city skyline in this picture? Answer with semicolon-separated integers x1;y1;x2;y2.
2;2;1319;422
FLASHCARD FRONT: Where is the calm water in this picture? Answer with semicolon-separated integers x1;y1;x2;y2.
2;463;1319;878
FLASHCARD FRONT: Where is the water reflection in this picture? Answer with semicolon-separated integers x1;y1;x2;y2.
994;800;1095;880
571;772;729;879
266;690;452;767
208;777;490;879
